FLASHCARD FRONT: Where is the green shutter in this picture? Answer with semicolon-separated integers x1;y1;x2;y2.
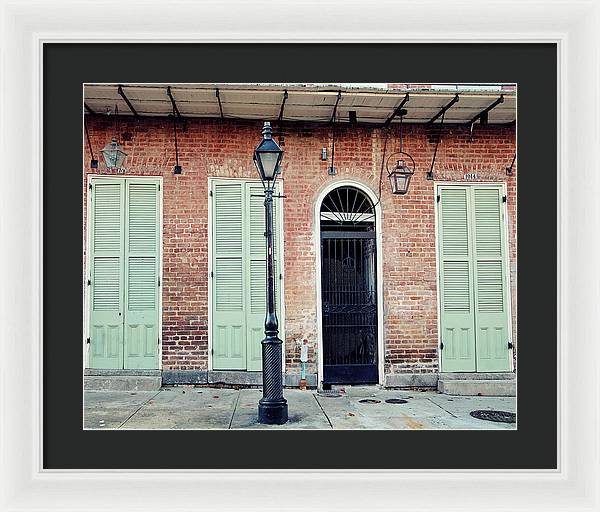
437;185;512;373
438;186;476;372
123;180;160;369
245;183;282;371
472;188;511;371
89;179;125;369
211;180;283;371
212;181;246;369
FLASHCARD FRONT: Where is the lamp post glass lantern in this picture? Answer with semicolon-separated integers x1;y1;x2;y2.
253;122;288;425
100;137;127;169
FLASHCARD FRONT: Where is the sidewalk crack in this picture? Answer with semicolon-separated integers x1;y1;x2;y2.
228;390;241;429
118;389;163;428
426;396;458;418
313;393;333;429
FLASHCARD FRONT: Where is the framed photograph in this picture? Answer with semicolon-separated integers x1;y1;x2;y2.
1;1;599;511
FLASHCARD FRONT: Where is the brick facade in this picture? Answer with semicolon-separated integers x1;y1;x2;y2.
83;116;517;382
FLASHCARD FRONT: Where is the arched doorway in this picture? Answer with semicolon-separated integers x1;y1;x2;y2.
318;185;379;385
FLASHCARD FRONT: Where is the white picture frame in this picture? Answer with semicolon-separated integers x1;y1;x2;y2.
1;1;599;510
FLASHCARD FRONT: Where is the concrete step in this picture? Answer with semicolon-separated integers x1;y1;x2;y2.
84;372;162;392
438;377;516;397
439;372;515;380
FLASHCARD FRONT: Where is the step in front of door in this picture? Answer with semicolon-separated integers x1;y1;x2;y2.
84;370;162;392
437;376;516;397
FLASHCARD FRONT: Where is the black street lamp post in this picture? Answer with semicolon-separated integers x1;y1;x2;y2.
253;122;288;425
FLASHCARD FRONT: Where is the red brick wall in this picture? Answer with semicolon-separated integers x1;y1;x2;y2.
83;116;517;377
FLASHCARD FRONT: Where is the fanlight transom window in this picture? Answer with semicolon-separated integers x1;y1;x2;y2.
320;186;375;225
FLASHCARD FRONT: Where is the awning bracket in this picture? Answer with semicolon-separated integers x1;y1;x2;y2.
428;94;459;125
117;85;140;118
167;86;187;131
278;90;288;123
383;93;409;127
330;90;342;123
469;94;504;125
215;88;224;119
468;95;504;141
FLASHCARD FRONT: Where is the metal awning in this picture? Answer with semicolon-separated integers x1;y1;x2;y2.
83;83;516;125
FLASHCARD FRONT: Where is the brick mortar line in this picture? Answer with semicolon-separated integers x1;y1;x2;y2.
118;389;164;429
313;393;334;429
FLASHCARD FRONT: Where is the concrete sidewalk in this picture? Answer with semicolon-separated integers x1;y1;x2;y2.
84;386;517;430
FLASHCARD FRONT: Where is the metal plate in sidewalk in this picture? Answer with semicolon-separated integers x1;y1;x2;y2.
470;410;516;423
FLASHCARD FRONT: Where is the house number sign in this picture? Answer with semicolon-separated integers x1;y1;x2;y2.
463;172;479;180
101;166;127;175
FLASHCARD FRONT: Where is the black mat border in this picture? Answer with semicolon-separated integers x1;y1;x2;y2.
43;43;557;470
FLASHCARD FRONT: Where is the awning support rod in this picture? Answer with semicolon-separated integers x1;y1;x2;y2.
468;94;504;125
427;111;446;180
428;94;459;124
84;117;98;168
506;153;516;176
383;93;409;127
328;91;342;174
215;88;224;119
84;103;95;115
117;85;140;118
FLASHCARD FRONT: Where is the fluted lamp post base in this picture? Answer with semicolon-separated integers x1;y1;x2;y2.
258;398;288;425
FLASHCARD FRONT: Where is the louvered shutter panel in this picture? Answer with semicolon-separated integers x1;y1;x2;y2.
89;179;125;368
212;181;246;369
472;188;511;371
438;187;476;372
245;183;282;371
123;180;160;369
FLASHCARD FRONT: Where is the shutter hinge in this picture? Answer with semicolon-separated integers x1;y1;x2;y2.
440;341;444;350
503;195;507;203
158;184;161;191
436;194;440;203
210;271;214;278
209;190;213;197
508;341;514;349
89;183;92;190
157;278;161;286
87;279;91;286
86;337;90;344
279;273;282;280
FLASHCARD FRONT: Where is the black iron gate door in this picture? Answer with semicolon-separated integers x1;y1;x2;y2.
321;231;378;384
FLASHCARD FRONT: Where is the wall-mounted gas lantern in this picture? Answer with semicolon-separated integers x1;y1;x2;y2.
100;105;127;170
387;154;415;195
100;137;127;169
386;112;415;195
